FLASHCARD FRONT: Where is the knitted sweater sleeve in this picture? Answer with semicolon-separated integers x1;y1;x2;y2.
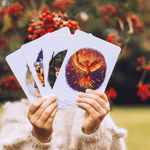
0;99;53;150
69;108;127;150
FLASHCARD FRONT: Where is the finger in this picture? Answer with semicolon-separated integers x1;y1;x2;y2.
77;101;99;118
39;101;58;125
76;97;103;113
78;92;107;108
34;95;57;120
28;97;47;115
44;106;58;128
77;101;109;119
86;89;108;103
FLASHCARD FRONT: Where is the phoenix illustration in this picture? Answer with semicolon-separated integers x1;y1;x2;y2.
65;48;107;92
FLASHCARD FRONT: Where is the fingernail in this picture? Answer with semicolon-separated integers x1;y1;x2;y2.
76;97;80;102
51;94;57;98
86;89;91;92
78;92;83;96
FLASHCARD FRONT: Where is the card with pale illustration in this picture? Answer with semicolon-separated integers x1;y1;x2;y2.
21;27;71;98
6;49;41;103
5;49;72;109
52;30;121;107
42;34;73;98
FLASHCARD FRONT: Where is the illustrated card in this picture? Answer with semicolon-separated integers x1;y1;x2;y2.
42;34;73;98
6;49;41;103
21;27;71;98
52;30;121;107
6;49;72;109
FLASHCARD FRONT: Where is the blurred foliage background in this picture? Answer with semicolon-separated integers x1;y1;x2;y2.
0;0;150;106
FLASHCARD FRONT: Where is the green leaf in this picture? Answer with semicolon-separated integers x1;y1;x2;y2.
2;16;12;33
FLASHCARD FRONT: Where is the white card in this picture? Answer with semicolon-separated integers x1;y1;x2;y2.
6;49;41;103
6;49;72;109
21;27;71;97
52;30;121;107
42;35;73;97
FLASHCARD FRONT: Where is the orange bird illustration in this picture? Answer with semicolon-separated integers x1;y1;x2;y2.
74;51;105;74
72;51;106;89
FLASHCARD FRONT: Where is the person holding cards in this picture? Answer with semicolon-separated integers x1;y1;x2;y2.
1;29;127;149
0;90;127;150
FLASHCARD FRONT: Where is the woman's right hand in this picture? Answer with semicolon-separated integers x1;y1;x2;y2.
27;96;58;143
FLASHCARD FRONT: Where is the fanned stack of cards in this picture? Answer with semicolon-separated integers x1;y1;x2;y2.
6;27;121;110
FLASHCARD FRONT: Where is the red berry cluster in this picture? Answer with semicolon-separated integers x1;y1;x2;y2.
0;8;7;23
99;4;144;35
63;19;80;34
136;57;147;71
107;33;121;47
130;14;144;34
137;84;150;101
99;4;117;24
40;4;50;14
105;87;117;103
28;11;80;40
136;57;150;101
8;2;23;17
52;0;74;12
0;76;21;92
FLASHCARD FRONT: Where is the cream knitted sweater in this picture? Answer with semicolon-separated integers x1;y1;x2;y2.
0;99;127;150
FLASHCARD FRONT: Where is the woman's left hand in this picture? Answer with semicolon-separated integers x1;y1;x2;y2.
76;89;110;134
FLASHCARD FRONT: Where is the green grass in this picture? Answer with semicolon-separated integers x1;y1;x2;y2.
0;106;4;128
0;105;150;149
110;106;150;150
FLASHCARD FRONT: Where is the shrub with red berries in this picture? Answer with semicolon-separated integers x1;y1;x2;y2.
105;87;117;104
137;84;150;101
136;57;150;101
7;2;23;17
130;14;144;34
28;10;80;40
40;4;50;14
136;57;146;71
0;0;149;104
99;4;144;35
52;0;74;12
107;33;121;47
0;8;7;24
63;19;80;34
99;4;117;24
0;76;21;92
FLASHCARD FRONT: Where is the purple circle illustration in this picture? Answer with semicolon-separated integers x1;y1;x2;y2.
65;48;107;92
